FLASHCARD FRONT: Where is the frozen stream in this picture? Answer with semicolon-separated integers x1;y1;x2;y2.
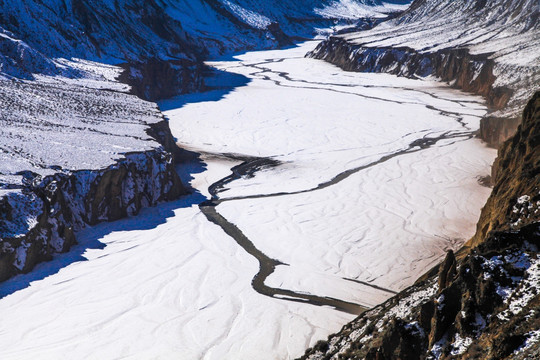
0;42;496;359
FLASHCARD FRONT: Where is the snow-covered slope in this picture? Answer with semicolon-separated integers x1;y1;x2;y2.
160;0;409;54
0;0;408;281
352;0;539;109
0;63;185;281
0;0;407;71
309;0;539;145
0;0;205;98
0;0;410;98
0;0;198;63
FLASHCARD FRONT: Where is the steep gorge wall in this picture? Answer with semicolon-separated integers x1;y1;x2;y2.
0;120;187;282
308;38;520;147
468;91;540;248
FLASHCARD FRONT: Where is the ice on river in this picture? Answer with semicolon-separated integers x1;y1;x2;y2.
0;41;496;359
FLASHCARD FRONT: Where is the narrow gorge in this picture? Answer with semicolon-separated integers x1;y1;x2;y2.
0;0;538;359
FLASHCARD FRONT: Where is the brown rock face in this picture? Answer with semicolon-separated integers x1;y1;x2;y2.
469;91;540;248
479;116;522;149
438;250;457;290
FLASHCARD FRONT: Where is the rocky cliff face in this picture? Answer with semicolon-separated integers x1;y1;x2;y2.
469;91;540;248
308;0;539;147
0;64;188;280
300;91;540;360
0;149;185;282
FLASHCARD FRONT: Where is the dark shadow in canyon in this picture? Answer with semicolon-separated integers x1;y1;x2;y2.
158;68;251;112
0;154;208;300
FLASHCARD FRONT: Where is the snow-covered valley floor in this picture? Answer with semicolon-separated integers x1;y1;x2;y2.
0;42;497;359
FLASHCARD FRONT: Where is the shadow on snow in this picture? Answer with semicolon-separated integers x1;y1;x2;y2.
0;152;208;300
158;67;251;112
0;42;297;300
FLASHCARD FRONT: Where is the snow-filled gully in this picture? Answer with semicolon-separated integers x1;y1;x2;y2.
0;41;497;360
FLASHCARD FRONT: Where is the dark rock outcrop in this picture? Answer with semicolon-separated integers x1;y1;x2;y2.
437;250;456;290
468;91;540;248
0;147;186;282
119;58;207;102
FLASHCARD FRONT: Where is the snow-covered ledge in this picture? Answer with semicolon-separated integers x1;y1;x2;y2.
0;62;187;281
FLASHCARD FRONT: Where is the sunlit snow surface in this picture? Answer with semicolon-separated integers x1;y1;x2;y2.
0;42;496;359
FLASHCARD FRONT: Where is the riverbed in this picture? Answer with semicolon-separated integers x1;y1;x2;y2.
0;41;496;359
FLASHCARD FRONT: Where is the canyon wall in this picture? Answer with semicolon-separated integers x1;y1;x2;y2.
308;0;539;147
309;40;524;147
0;121;187;282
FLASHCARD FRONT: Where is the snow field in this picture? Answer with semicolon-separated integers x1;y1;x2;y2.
0;41;497;359
0;158;353;360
